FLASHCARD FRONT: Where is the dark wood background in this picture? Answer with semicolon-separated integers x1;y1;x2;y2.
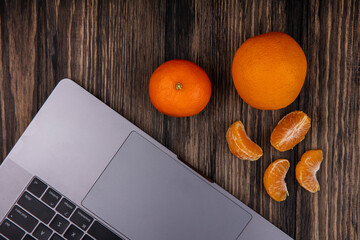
0;0;359;239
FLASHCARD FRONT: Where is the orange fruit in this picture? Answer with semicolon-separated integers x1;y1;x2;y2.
296;150;323;193
270;111;311;152
149;60;211;117
232;32;307;110
263;159;290;202
226;120;263;161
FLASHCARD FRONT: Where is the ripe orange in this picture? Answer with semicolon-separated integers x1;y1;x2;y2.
226;120;263;161
271;111;311;152
149;60;211;117
263;159;290;202
232;32;307;110
296;150;323;193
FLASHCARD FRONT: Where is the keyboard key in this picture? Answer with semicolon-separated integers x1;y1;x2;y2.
18;192;55;224
81;235;94;240
64;225;83;240
0;219;25;240
24;234;36;240
27;178;47;197
56;198;76;218
88;221;123;240
50;233;65;240
70;208;93;231
8;205;38;232
33;223;52;240
50;214;69;234
42;188;62;208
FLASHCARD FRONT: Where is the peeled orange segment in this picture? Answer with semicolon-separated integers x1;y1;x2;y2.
226;121;263;161
263;159;290;202
271;111;311;152
296;150;323;193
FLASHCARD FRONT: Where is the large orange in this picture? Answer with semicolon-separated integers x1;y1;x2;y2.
232;32;307;110
149;60;211;117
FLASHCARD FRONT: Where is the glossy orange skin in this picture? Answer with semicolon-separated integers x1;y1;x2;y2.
263;159;290;202
296;150;323;193
232;32;307;110
271;111;311;151
226;120;263;161
149;60;211;117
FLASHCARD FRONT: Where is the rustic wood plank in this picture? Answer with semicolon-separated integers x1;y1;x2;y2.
0;0;359;239
296;0;360;239
0;0;37;160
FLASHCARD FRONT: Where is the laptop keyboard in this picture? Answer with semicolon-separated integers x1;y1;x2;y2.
0;177;124;240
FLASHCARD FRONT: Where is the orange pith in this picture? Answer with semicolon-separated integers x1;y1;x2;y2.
149;59;212;117
263;159;290;202
271;111;311;152
226;120;263;161
296;150;323;193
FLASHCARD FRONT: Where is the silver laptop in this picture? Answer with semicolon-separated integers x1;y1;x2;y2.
0;79;292;240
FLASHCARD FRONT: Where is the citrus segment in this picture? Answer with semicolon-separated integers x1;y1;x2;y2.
263;159;290;202
226;121;263;161
271;111;311;151
296;150;323;193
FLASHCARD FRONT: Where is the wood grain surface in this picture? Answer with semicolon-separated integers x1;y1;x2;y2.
0;0;359;239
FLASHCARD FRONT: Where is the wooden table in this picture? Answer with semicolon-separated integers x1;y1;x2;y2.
0;1;359;239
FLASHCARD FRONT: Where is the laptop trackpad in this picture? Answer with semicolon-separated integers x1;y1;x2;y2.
82;131;252;240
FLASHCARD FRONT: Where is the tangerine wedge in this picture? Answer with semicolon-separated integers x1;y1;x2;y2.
296;150;323;193
271;111;311;152
226;120;263;161
263;159;290;202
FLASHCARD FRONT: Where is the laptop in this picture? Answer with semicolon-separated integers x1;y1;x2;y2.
0;79;292;240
